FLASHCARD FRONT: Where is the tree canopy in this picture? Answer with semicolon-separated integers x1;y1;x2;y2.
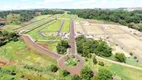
114;53;126;63
95;68;113;80
56;40;69;54
76;35;112;57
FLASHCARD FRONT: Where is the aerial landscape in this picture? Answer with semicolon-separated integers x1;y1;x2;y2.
1;0;142;80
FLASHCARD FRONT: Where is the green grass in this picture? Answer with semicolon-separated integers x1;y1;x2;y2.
126;57;142;67
42;20;61;32
31;15;51;21
27;20;60;40
85;57;142;80
62;20;70;32
36;41;59;53
1;24;22;31
65;58;78;67
0;40;61;79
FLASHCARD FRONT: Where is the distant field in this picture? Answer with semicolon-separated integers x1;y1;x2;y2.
31;15;51;21
41;20;61;32
62;20;70;32
27;20;60;40
1;25;22;31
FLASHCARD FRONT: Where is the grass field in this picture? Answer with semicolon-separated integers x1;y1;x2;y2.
36;41;59;53
31;15;51;21
0;40;65;80
27;20;60;40
62;20;70;32
85;57;142;80
41;20;61;32
1;25;22;31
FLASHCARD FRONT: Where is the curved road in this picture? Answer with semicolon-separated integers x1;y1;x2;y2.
22;34;61;60
58;19;84;74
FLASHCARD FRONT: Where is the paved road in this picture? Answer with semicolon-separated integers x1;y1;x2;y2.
69;19;76;55
58;19;84;74
80;22;87;35
57;20;65;36
22;35;61;60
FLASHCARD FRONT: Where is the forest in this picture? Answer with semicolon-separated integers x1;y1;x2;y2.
0;9;64;24
69;9;142;31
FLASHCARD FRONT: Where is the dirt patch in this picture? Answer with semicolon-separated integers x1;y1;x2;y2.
0;61;6;66
25;46;31;51
37;43;49;49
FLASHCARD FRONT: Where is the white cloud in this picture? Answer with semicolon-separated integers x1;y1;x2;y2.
36;0;73;4
73;0;96;8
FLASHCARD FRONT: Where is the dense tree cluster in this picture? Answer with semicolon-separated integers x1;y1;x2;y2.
95;68;113;80
49;65;58;72
80;67;93;80
0;31;19;47
114;53;126;63
6;14;21;24
62;70;70;77
0;9;64;24
76;35;112;57
56;40;69;54
70;9;142;31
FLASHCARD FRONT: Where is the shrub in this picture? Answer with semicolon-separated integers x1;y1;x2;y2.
95;68;113;80
98;61;104;66
62;70;70;77
115;53;126;63
49;65;58;72
71;75;81;80
93;55;97;64
80;67;93;80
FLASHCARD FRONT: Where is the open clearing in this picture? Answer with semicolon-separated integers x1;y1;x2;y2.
84;24;104;34
1;25;22;31
74;23;84;34
113;34;142;59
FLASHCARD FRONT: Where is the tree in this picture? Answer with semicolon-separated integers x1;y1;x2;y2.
95;40;112;57
128;23;134;28
98;61;104;66
80;67;93;80
7;14;21;24
138;25;142;31
71;75;81;80
49;65;58;72
56;40;69;54
62;70;70;77
93;55;97;64
115;53;126;63
95;68;113;80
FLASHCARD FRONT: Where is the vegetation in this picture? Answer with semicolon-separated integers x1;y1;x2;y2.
65;57;78;67
71;75;81;80
76;35;112;57
80;67;93;80
0;31;19;47
62;70;70;77
93;55;97;64
70;9;142;31
95;68;113;80
98;61;105;66
6;14;21;24
115;53;126;63
0;9;64;24
49;65;58;72
56;40;69;54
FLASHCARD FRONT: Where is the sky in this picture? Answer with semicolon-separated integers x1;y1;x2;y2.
0;0;142;10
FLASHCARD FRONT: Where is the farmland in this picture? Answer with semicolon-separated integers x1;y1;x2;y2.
1;12;142;80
